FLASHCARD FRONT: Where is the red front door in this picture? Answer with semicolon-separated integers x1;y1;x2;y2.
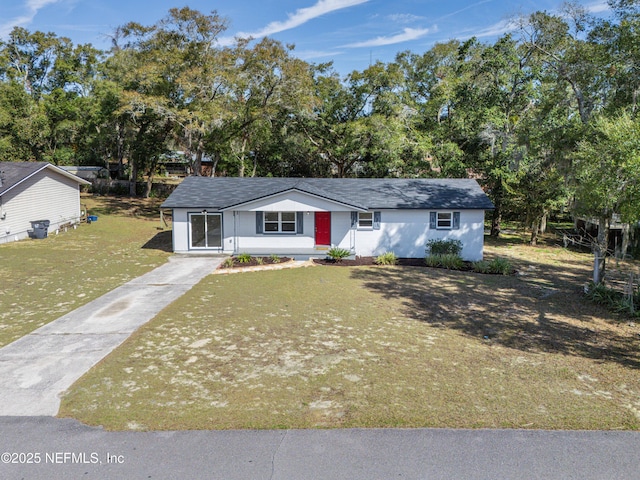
315;212;331;245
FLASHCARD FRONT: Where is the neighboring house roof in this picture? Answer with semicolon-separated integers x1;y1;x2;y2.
161;177;495;211
0;162;90;196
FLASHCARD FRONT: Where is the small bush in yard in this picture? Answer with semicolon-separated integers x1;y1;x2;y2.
584;282;640;317
270;254;281;263
473;257;514;275
426;239;463;256
255;257;264;265
375;252;398;265
222;257;234;268
236;253;252;263
425;254;464;270
327;247;351;262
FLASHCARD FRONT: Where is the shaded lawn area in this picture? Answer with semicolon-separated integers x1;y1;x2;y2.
0;195;171;347
59;240;640;431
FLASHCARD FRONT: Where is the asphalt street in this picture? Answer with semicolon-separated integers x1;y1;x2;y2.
1;417;639;480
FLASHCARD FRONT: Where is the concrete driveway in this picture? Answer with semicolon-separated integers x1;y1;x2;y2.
0;255;223;416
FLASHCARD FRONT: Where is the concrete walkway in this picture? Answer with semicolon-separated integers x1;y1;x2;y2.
0;256;223;416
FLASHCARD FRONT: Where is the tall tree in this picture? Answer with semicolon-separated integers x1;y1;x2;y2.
572;112;640;283
434;36;540;236
212;38;316;177
107;7;228;195
0;28;101;164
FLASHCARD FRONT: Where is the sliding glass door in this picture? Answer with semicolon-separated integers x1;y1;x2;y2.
189;213;222;249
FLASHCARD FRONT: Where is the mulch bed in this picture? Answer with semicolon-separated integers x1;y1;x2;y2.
222;256;292;269
313;257;430;267
312;257;513;275
222;255;514;275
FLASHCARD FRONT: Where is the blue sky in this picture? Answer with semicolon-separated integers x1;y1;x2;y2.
1;0;611;76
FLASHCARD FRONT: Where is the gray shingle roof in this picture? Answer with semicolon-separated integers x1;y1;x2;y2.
0;162;90;195
161;177;494;211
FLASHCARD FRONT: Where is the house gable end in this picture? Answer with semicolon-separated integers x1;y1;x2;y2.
221;189;366;212
0;162;89;197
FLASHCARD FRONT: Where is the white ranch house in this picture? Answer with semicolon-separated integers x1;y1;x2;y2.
161;177;494;261
0;162;90;244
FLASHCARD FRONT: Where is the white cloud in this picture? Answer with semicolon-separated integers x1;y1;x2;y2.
240;0;368;38
0;0;61;37
437;0;494;21
388;14;425;24
469;18;519;39
297;49;345;60
345;27;432;48
584;1;610;14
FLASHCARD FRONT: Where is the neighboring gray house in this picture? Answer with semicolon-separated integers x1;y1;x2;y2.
59;166;109;181
0;162;90;244
161;177;494;261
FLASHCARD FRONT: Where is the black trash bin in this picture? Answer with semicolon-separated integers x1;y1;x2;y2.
30;220;50;239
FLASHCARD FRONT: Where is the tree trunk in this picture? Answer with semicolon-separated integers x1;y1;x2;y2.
211;153;219;177
621;223;630;258
251;149;258;177
593;216;609;285
491;210;501;237
530;219;539;246
237;135;248;177
144;174;153;198
193;150;203;176
116;121;125;179
490;183;503;237
540;212;548;234
129;160;138;196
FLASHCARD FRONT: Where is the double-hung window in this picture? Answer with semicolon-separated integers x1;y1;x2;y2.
264;212;296;233
437;212;453;229
430;211;460;230
357;212;373;228
351;211;380;230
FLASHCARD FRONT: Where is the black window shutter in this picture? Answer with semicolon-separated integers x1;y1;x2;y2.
453;212;461;230
256;211;263;234
351;212;358;228
296;212;303;234
429;212;436;229
373;211;381;230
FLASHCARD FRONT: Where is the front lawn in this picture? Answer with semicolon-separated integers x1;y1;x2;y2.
59;236;640;430
0;195;170;347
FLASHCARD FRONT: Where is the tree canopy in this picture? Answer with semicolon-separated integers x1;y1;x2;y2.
1;1;639;257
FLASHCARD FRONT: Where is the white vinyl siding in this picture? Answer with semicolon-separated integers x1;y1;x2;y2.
0;169;83;244
169;206;486;261
334;209;485;261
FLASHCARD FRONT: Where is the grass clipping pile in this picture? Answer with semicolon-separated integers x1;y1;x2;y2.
59;238;640;431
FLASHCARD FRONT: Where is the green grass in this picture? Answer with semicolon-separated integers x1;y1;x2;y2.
59;238;640;431
0;195;170;347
